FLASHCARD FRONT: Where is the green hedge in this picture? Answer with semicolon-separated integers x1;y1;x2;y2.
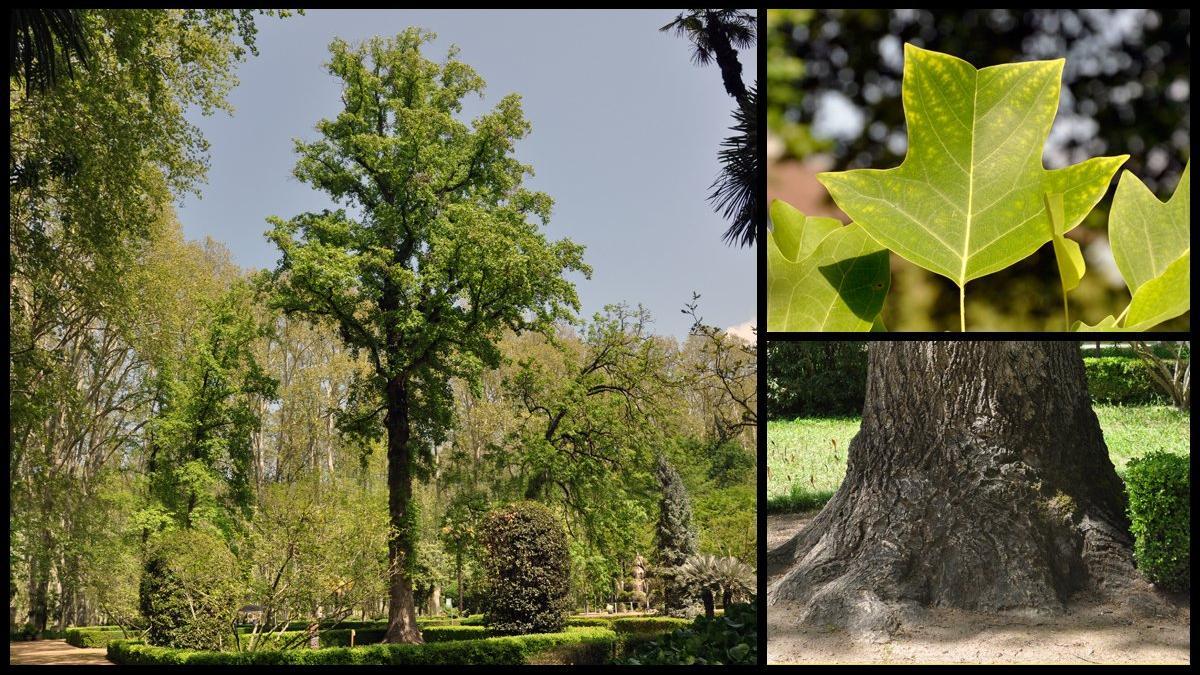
1083;357;1166;405
64;626;131;647
767;348;1171;418
107;627;618;665
1126;451;1190;592
766;342;868;419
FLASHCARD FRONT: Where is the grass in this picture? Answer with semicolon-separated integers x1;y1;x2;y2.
767;404;1190;514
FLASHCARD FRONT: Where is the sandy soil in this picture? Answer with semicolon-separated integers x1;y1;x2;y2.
766;514;1191;665
9;639;114;665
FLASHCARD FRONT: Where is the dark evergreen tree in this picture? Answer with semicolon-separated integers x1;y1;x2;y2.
655;454;701;617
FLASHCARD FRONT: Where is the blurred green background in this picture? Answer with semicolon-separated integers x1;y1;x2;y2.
767;9;1190;331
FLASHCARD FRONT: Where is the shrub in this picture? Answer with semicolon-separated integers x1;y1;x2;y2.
106;627;618;665
64;626;131;647
481;502;570;636
1125;451;1190;592
139;529;241;650
1083;356;1165;405
10;624;69;641
614;600;757;665
766;342;868;419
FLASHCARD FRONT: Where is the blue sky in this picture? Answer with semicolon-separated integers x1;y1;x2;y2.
176;9;757;339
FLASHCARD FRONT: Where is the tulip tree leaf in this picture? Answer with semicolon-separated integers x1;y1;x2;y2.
1109;161;1189;295
1074;162;1191;331
767;202;890;331
817;43;1127;290
770;199;840;263
1123;250;1190;330
1072;315;1121;332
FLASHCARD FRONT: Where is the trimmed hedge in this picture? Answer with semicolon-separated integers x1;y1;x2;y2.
106;627;618;665
65;626;131;647
1083;357;1166;405
766;342;868;418
767;347;1171;418
610;616;692;653
1126;451;1190;592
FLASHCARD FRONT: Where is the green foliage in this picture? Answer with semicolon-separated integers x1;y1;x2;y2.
1083;357;1167;405
654;454;701;617
614;600;757;665
766;341;868;418
107;627;618;665
692;484;757;566
260;28;588;629
1078;161;1191;331
1125;452;1190;592
64;626;131;647
481;502;571;636
817;45;1127;331
147;282;277;531
139;529;242;650
767;200;890;331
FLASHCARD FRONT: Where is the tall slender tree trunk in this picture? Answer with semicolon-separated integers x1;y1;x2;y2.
704;12;747;105
456;551;463;616
382;378;423;644
768;342;1155;638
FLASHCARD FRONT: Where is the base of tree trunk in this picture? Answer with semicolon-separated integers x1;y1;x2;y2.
766;342;1174;639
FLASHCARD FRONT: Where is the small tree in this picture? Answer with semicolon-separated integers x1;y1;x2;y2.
139;529;242;650
439;490;488;616
1129;341;1190;410
655;454;700;617
481;502;570;635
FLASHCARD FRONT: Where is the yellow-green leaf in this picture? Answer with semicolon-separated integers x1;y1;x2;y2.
1110;161;1189;294
767;203;890;331
1123;251;1190;331
769;199;840;262
817;44;1127;289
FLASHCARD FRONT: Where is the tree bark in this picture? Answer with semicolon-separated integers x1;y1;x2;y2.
768;342;1150;638
382;378;423;644
704;11;748;105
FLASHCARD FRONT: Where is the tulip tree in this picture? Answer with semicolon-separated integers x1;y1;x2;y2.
262;28;587;643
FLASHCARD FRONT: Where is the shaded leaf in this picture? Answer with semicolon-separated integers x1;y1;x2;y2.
767;202;890;331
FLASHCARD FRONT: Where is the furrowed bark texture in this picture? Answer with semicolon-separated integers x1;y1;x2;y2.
768;341;1139;636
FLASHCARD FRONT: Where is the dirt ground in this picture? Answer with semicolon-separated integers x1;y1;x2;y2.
767;514;1191;665
9;639;114;665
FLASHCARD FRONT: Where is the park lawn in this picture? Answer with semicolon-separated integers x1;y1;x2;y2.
767;404;1190;513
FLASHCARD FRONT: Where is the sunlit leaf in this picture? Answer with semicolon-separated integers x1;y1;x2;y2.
1109;161;1190;295
817;44;1127;292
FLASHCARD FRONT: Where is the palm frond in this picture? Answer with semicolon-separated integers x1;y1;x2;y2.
10;8;91;96
709;86;759;248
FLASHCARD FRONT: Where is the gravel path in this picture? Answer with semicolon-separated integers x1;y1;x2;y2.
9;640;114;666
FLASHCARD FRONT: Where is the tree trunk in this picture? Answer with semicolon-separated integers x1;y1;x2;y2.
382;378;423;644
768;342;1149;638
456;551;463;616
704;12;748;105
701;589;715;619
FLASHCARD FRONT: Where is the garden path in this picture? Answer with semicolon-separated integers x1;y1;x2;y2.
9;640;114;665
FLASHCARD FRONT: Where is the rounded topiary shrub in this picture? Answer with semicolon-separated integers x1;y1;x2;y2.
481;501;570;635
1125;451;1190;592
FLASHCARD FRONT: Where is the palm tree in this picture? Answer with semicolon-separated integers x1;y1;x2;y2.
659;9;756;106
662;10;759;248
10;9;91;96
677;554;756;618
711;85;758;247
